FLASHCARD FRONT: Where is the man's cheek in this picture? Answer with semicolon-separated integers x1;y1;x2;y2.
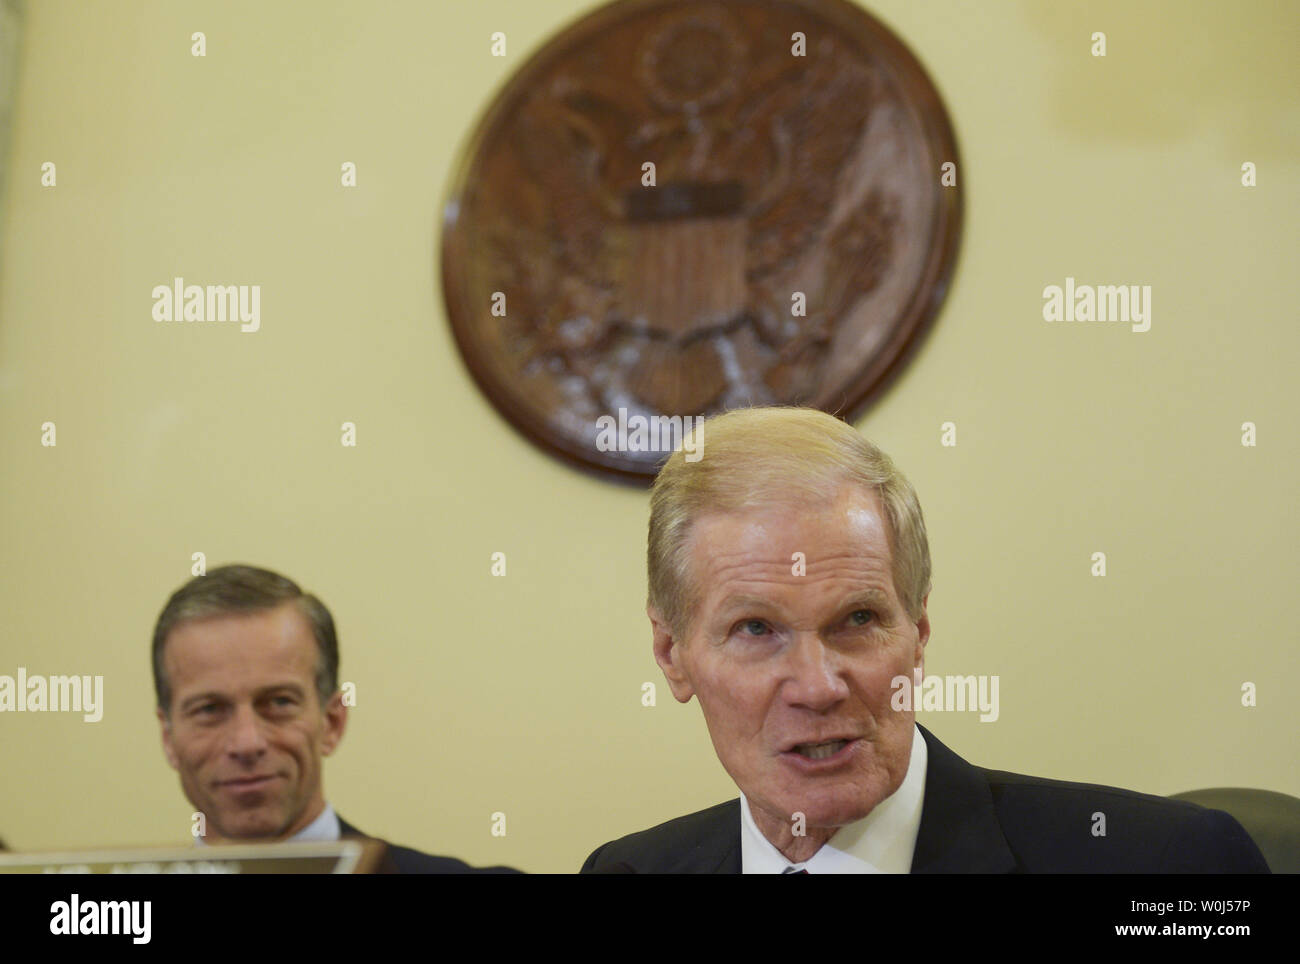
706;677;754;716
858;662;902;697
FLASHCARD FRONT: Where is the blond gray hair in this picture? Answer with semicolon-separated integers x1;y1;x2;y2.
647;407;931;635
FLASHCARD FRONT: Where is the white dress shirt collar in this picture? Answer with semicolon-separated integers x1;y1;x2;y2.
740;724;928;873
194;802;340;845
291;802;341;843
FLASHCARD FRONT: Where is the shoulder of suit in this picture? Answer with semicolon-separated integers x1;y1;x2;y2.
974;767;1267;872
981;765;1215;814
385;842;522;875
582;800;739;874
338;819;521;874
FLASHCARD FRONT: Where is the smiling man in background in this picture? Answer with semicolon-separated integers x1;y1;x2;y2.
581;407;1269;873
153;564;516;873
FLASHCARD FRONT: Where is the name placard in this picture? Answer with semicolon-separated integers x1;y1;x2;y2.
0;839;385;874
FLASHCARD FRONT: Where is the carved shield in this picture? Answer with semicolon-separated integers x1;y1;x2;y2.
441;0;962;483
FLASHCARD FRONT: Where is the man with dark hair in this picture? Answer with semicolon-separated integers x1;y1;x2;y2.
153;564;516;873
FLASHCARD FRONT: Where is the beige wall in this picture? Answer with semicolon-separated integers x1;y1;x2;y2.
0;0;1295;872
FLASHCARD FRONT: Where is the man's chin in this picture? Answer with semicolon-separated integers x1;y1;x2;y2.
791;797;875;828
209;813;293;843
763;779;894;829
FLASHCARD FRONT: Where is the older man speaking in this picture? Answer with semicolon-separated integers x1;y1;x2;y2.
581;407;1267;873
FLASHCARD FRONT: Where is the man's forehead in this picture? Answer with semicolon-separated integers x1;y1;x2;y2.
165;604;316;681
686;488;897;600
688;487;890;558
701;553;897;614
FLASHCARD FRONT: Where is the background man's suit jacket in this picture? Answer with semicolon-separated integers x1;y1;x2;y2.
337;817;520;874
580;724;1269;873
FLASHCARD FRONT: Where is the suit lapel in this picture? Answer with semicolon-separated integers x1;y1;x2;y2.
671;801;741;873
707;809;741;874
910;724;1017;873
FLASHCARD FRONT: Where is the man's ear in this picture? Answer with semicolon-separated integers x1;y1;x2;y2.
320;691;348;757
649;605;695;703
914;591;931;680
157;706;179;770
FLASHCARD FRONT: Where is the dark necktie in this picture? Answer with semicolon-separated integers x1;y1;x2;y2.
782;866;809;874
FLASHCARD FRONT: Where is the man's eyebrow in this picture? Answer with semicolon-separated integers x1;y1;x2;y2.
714;588;895;618
841;588;893;608
177;682;306;711
715;595;784;615
179;691;227;712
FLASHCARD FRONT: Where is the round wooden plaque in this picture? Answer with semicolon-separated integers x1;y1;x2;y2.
441;0;962;483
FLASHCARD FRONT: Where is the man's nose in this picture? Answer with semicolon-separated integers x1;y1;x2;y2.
784;633;850;709
223;704;269;759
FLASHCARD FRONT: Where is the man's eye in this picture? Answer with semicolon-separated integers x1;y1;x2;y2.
848;610;874;626
739;619;769;637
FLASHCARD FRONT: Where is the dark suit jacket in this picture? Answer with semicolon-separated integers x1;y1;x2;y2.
580;724;1270;873
337;817;521;874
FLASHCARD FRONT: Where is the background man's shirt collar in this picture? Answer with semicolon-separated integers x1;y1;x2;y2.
291;802;341;842
194;802;340;845
740;724;928;873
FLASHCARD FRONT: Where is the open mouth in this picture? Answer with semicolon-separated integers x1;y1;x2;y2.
790;739;852;760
